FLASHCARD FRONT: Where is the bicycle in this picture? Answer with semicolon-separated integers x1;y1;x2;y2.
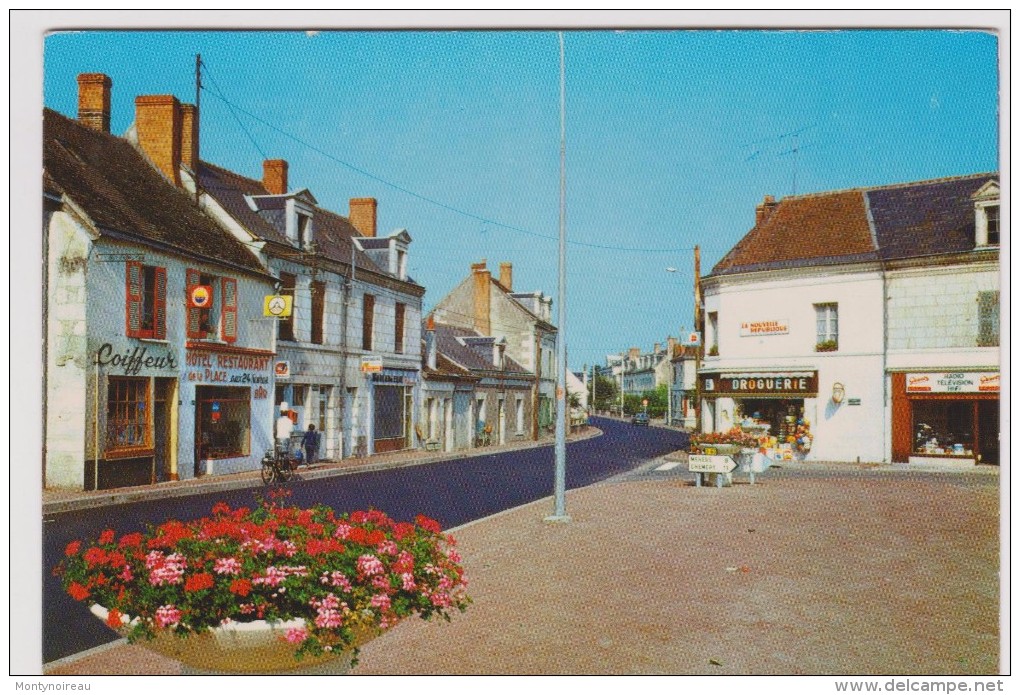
261;444;302;484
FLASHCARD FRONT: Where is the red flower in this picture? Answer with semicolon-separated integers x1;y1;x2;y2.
211;502;231;516
350;511;368;524
98;529;116;545
392;522;416;541
65;541;81;557
106;608;123;629
83;547;107;568
118;533;142;548
184;572;215;593
348;527;369;545
67;582;89;601
365;529;386;546
415;515;442;534
229;579;252;597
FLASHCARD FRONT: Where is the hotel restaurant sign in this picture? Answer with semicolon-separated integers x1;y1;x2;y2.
700;371;818;397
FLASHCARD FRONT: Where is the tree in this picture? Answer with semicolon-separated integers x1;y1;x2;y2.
588;372;619;412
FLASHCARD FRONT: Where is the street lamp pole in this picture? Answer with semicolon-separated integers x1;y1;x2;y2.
547;31;570;523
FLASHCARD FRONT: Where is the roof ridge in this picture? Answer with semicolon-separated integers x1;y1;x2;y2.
779;171;997;202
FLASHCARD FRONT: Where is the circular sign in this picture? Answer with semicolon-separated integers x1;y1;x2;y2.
190;285;212;308
211;402;220;412
267;296;288;316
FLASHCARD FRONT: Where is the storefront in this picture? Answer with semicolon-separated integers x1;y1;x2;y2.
891;371;1000;465
699;371;818;461
371;368;417;454
88;340;180;490
183;344;275;477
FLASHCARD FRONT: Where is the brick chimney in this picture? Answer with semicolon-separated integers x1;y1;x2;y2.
349;197;378;237
498;262;513;292
472;260;491;335
180;104;199;172
263;159;288;195
135;95;182;186
77;73;112;133
629;347;640;361
755;194;777;226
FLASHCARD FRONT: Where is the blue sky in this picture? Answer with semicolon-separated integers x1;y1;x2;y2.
42;28;1000;369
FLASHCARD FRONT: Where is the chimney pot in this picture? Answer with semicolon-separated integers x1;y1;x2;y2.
263;159;288;195
755;194;778;226
349;197;377;237
77;73;112;133
473;264;492;335
135;94;182;186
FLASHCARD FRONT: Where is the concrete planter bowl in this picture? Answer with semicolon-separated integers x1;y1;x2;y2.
90;604;377;674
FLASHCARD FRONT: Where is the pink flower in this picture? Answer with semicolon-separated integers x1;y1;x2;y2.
357;554;385;577
155;605;182;628
372;574;391;590
253;566;287;587
214;557;242;575
446;547;462;564
401;572;416;591
239;603;255;615
377;540;398;556
285;627;309;644
333;523;352;540
370;593;391;611
322;571;353;592
146;551;186;586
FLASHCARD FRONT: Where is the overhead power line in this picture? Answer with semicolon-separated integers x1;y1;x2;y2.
199;60;693;255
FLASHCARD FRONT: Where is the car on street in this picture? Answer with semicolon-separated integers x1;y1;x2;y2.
631;412;650;426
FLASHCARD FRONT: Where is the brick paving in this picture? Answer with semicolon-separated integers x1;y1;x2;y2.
41;422;1001;675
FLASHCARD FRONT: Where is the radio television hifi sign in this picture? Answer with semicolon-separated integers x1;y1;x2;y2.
906;372;999;394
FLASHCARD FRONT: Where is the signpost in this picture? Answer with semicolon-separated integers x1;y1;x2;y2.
689;454;737;488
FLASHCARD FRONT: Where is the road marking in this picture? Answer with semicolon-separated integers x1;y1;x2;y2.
655;461;682;471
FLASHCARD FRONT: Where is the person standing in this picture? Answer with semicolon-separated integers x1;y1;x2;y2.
302;424;320;465
276;402;294;454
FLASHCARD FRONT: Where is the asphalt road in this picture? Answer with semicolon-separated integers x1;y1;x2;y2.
43;417;688;664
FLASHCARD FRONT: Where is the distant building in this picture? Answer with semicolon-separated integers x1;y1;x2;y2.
701;173;1000;464
431;260;557;437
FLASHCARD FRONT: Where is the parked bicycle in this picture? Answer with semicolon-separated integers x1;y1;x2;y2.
261;444;303;484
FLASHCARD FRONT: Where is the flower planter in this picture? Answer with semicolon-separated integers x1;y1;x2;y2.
90;604;376;674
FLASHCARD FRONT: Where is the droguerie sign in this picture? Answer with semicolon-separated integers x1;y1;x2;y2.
701;372;818;396
906;372;999;394
186;350;272;385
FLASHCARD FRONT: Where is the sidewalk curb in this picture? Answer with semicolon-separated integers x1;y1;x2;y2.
42;428;604;516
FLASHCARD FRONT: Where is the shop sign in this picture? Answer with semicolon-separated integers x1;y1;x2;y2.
906;372;999;394
274;360;291;379
95;342;177;376
361;356;383;373
372;368;418;385
185;350;272;385
739;319;789;337
847;398;861;406
700;372;818;396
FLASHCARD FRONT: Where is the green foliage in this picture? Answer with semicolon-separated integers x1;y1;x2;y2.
587;372;619;412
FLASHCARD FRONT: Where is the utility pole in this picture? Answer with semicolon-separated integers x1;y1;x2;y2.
194;54;201;204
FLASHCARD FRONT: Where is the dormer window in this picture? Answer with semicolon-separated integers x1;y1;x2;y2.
972;180;1000;248
297;213;312;250
286;197;315;250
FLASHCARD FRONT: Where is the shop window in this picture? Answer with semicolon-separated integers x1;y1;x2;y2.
814;303;838;351
394;302;406;354
707;312;718;355
311;280;325;344
913;401;974;458
196;386;251;459
278;272;296;342
977;291;999;347
106;377;151;456
362;294;375;350
317;386;329;434
126;262;166;340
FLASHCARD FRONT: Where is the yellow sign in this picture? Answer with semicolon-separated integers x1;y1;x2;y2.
361;356;383;373
264;295;293;318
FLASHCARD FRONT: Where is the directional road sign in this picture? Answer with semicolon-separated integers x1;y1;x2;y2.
688;454;737;474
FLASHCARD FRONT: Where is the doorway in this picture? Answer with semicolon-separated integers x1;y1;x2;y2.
978;400;999;465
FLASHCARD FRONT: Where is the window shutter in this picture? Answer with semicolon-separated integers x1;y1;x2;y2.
153;267;167;340
126;261;143;337
186;268;202;338
222;277;238;343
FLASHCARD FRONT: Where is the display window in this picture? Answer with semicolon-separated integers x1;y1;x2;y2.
736;399;812;459
196;385;251;459
913;401;975;458
106;376;152;456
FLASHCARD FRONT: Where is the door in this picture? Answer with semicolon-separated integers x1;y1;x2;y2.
977;400;999;465
153;378;175;482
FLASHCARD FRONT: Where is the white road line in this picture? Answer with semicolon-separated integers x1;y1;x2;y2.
655;461;682;471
